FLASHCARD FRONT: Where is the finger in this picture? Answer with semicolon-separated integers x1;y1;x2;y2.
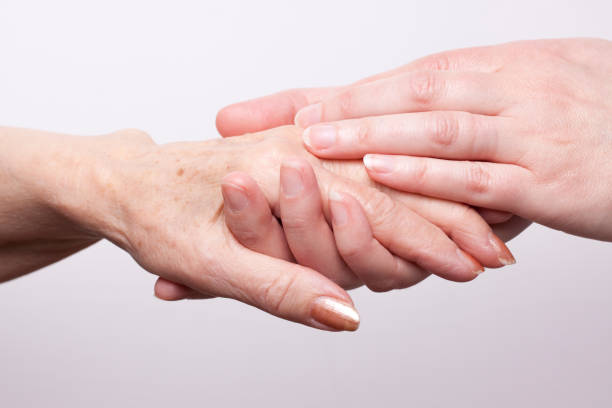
364;154;532;213
159;172;294;302
215;45;506;137
154;277;216;300
478;208;514;224
302;112;522;163
353;45;505;85
314;169;485;282
295;71;509;128
492;216;532;242
279;158;360;289
222;172;293;261
381;190;516;268
328;190;430;292
190;247;361;332
215;87;338;137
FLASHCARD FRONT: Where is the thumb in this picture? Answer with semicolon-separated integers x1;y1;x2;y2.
215;87;338;137
210;246;360;331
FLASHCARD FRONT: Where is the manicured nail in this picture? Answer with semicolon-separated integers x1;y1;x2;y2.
295;103;323;128
488;232;516;266
303;125;337;150
311;296;360;331
222;184;249;211
329;191;348;227
280;162;304;197
457;249;485;277
363;154;394;173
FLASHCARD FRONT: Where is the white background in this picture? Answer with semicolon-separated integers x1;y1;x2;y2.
1;1;611;406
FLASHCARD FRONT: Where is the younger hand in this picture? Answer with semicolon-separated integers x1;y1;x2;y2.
216;38;612;241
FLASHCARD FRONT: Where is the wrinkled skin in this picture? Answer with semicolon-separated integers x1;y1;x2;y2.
0;125;524;330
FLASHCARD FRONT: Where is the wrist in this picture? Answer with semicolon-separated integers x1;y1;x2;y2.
0;127;157;247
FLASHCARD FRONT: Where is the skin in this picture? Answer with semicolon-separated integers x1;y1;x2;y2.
1;125;518;331
214;38;612;241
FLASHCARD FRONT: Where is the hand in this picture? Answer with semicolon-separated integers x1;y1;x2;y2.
215;38;611;240
12;126;513;331
156;156;477;300
213;49;529;228
158;157;529;302
296;38;612;240
155;132;522;303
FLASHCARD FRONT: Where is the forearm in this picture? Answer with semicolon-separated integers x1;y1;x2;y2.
0;127;123;281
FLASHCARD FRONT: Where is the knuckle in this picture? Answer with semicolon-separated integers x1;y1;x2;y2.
362;192;398;231
338;239;370;262
285;89;310;109
281;215;311;232
420;53;452;71
446;203;484;236
336;90;355;117
427;112;459;146
259;271;299;315
407;71;443;107
355;118;374;146
465;162;491;193
412;159;430;188
455;203;482;226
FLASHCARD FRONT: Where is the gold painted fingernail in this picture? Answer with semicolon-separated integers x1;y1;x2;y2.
457;249;485;277
489;232;516;266
311;296;360;331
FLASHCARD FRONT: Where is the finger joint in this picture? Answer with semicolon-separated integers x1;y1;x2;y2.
428;112;459;146
465;162;491;194
407;72;444;107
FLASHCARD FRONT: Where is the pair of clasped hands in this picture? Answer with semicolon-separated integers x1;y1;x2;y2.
149;39;612;331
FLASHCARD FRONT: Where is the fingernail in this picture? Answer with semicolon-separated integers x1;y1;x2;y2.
457;249;485;277
222;184;249;211
281;162;304;198
488;232;516;266
329;191;348;226
295;103;323;128
303;125;337;150
311;296;360;331
363;154;394;173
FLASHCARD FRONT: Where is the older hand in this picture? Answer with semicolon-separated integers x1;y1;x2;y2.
3;125;515;330
216;38;612;241
37;126;515;331
151;126;521;304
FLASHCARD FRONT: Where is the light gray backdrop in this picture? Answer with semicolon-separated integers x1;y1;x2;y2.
1;1;610;406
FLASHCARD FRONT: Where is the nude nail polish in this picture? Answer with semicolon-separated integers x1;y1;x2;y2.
280;163;304;197
295;103;323;128
222;184;249;211
311;296;360;331
303;125;337;150
329;190;348;226
363;154;394;173
488;232;516;266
